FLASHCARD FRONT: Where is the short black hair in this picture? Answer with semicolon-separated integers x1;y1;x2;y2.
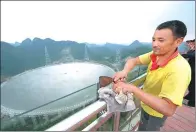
156;20;187;38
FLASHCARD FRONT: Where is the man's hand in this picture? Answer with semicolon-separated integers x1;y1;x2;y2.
113;57;142;83
113;70;127;83
113;81;136;94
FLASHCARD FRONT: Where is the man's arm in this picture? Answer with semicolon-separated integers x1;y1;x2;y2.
113;51;152;82
131;86;177;116
123;50;153;74
122;57;142;74
126;69;189;117
113;57;142;82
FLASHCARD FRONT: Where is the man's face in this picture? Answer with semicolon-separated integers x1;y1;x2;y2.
189;42;195;50
152;29;182;56
186;41;195;50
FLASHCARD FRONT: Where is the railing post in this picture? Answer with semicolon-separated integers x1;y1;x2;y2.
138;66;140;77
96;83;100;100
113;112;120;131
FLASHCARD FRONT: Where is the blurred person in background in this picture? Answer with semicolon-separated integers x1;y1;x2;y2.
182;39;195;107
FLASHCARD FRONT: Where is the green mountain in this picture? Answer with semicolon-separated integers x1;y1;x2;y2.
1;37;189;81
1;38;152;79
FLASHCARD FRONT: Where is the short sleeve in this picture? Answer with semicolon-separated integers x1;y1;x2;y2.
138;51;153;65
158;71;191;106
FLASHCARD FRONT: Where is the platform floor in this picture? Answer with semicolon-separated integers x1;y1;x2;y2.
160;105;195;131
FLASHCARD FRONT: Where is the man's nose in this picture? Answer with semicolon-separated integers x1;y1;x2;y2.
152;41;159;47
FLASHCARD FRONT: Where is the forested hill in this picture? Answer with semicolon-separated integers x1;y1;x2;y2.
1;37;188;79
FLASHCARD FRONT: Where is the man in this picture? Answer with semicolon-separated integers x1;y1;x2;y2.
182;39;195;107
112;20;191;131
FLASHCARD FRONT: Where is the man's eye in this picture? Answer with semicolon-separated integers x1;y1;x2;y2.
159;40;164;42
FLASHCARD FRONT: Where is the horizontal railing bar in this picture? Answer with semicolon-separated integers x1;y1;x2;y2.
82;112;113;131
45;100;106;131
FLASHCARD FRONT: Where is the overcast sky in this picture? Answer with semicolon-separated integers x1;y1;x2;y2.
1;1;195;44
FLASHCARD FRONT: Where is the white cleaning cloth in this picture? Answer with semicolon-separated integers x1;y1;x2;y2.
98;86;136;113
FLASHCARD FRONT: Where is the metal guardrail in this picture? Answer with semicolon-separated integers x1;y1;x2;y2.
82;112;113;131
45;73;147;131
46;101;107;131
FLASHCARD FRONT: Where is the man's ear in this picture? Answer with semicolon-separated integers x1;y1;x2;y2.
175;37;184;47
